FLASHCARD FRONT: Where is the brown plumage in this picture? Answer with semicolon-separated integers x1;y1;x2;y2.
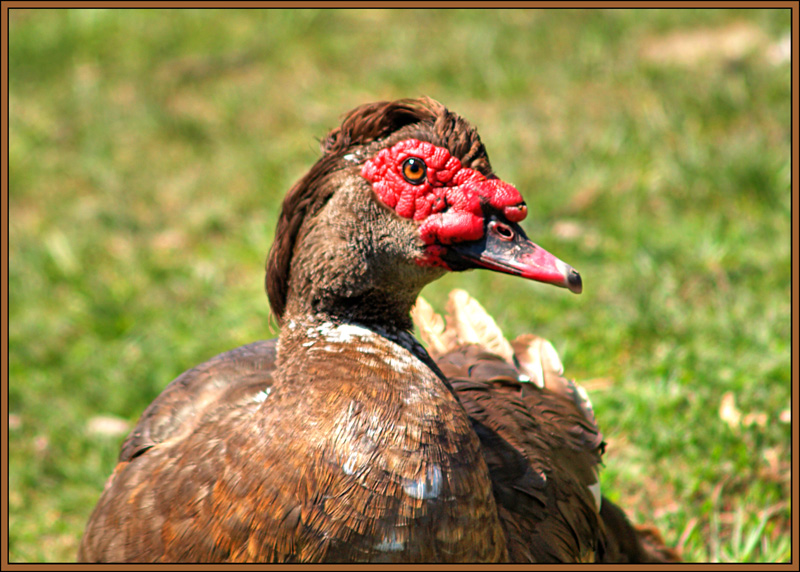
78;98;678;563
413;290;680;562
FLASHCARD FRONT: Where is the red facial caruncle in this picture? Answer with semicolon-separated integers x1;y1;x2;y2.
360;139;528;267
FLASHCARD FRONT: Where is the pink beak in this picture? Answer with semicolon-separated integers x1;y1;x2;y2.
444;215;582;294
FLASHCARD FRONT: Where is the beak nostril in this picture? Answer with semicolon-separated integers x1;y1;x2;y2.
490;221;515;242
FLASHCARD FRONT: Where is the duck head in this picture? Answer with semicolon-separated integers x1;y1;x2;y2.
266;98;581;330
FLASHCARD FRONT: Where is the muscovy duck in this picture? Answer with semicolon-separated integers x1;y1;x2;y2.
78;97;677;563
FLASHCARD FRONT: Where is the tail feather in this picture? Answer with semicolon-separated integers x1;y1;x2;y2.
599;497;682;562
414;290;597;429
444;289;515;362
511;333;563;389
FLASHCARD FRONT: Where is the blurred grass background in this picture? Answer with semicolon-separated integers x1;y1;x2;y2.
8;8;792;563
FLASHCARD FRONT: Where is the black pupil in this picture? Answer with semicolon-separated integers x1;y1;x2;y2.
404;158;424;182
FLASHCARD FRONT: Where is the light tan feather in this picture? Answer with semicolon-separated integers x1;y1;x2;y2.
512;333;596;425
444;289;515;363
411;296;450;358
512;334;563;388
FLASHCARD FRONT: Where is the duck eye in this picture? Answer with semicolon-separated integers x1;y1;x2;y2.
402;157;427;185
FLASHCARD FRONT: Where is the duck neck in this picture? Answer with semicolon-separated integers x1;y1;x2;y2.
277;312;449;387
283;291;417;335
280;179;445;334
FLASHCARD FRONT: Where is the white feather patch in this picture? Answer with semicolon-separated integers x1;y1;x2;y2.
403;464;442;500
588;482;602;512
375;530;404;552
253;387;272;403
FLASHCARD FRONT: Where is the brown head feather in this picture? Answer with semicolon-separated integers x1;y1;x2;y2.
265;97;492;323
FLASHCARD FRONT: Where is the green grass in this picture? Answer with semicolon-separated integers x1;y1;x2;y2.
8;8;792;563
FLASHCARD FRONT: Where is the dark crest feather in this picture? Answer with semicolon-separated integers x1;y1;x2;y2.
265;97;489;323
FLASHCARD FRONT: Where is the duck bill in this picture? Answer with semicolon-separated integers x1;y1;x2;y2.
444;220;583;294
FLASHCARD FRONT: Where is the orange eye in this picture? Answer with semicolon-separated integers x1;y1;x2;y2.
402;157;427;185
